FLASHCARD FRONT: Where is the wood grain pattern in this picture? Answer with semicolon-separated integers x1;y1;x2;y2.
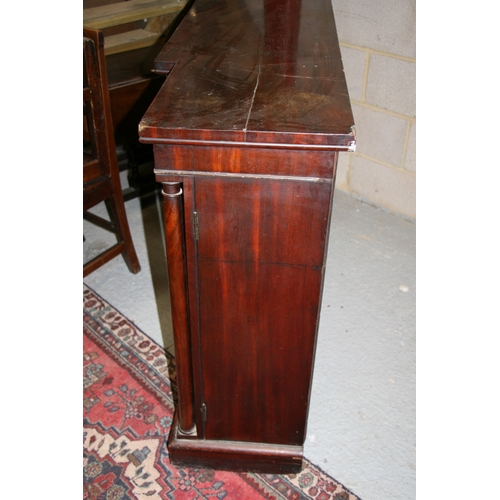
153;145;337;178
194;176;332;445
139;0;355;149
140;0;355;472
161;182;195;434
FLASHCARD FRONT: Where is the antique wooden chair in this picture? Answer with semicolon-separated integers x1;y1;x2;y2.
83;27;141;276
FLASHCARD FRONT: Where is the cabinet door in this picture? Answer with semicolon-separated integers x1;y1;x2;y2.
193;175;333;446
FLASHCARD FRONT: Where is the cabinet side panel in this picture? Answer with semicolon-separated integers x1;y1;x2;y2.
194;176;332;445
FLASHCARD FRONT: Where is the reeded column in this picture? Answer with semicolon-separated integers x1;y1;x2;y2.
161;182;195;434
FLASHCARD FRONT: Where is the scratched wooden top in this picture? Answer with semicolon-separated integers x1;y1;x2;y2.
139;0;356;150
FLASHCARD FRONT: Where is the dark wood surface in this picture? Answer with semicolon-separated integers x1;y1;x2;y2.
194;175;332;446
161;182;196;434
139;0;355;472
140;0;355;149
168;414;304;473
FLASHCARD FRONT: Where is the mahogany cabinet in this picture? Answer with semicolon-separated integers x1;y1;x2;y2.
139;0;356;473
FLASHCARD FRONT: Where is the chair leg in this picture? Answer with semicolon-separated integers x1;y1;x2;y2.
106;190;141;274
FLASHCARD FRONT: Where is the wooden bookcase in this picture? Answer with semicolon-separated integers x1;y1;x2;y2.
139;0;356;473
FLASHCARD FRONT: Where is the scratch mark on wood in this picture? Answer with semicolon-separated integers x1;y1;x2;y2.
243;65;261;133
275;74;342;81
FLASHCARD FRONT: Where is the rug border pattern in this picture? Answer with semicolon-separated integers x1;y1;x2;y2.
83;283;362;500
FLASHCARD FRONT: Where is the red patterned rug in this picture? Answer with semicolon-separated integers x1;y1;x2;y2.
83;284;361;500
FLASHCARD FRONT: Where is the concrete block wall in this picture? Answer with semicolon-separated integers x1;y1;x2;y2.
332;0;416;220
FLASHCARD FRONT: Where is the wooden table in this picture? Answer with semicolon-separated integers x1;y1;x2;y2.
139;0;356;473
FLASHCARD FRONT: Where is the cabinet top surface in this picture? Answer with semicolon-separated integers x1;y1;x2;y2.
139;0;356;150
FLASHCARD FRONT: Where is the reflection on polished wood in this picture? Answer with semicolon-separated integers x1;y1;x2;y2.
139;0;356;473
140;0;355;148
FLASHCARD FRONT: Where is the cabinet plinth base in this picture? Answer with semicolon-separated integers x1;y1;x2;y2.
167;417;304;474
